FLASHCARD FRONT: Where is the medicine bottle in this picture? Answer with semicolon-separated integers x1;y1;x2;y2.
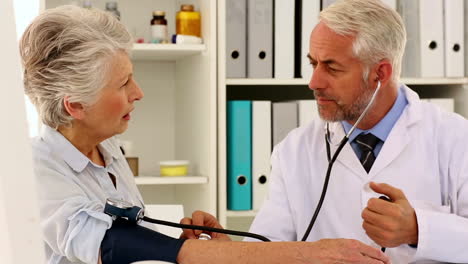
176;4;201;37
151;11;168;43
105;2;121;20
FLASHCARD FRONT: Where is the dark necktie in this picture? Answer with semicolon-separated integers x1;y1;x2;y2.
354;133;380;173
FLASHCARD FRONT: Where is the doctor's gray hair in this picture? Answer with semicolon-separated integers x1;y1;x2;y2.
20;5;133;128
320;0;406;84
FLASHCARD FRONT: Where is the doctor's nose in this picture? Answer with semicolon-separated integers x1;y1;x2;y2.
309;68;327;91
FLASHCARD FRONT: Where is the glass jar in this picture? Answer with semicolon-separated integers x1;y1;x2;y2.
176;4;201;37
151;11;168;43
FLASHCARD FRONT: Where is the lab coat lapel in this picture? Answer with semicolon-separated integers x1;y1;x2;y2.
369;86;422;176
328;122;367;179
369;116;411;176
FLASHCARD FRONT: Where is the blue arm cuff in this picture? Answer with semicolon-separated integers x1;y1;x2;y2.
101;218;186;264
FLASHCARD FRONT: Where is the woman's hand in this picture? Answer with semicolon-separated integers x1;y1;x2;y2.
179;210;231;241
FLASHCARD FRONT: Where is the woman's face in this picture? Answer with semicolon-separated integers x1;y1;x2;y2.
82;51;143;139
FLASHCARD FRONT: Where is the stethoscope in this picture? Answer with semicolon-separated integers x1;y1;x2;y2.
301;80;387;252
104;80;383;247
302;80;382;240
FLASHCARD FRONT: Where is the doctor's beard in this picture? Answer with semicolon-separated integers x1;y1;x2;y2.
315;79;375;122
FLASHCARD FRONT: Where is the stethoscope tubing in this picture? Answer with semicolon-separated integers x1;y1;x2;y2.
142;216;271;242
300;135;348;241
301;81;386;252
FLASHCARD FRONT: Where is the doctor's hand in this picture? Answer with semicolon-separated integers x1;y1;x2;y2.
308;238;391;264
179;210;231;241
361;182;418;248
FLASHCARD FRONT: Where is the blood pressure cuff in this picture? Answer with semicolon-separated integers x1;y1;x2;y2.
101;218;186;264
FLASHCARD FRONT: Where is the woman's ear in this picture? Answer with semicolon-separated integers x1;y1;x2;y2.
63;96;85;120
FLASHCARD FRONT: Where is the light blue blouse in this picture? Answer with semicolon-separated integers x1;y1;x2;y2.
31;125;144;264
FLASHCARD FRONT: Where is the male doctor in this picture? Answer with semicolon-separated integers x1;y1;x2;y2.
245;0;468;263
182;0;468;263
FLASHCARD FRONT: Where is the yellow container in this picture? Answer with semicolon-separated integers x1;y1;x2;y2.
160;160;189;176
176;4;201;37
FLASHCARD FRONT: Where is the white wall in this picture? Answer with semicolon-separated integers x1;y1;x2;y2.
0;0;45;263
14;0;41;137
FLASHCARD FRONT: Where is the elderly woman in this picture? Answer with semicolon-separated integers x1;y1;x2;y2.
21;5;390;264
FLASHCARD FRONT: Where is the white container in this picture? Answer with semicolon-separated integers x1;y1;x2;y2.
172;34;203;44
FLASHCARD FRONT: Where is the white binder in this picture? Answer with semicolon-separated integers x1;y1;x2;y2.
298;100;319;127
381;0;396;9
323;0;395;10
226;0;247;78
252;101;272;211
272;101;298;147
321;0;336;9
444;0;464;77
248;0;273;78
323;0;395;11
274;0;295;79
400;0;445;78
301;0;321;81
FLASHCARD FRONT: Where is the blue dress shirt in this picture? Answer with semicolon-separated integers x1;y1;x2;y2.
342;85;408;159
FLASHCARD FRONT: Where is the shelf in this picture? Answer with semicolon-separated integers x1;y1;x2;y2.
226;78;308;86
131;43;206;61
401;77;468;85
134;176;208;185
226;77;468;86
226;210;258;217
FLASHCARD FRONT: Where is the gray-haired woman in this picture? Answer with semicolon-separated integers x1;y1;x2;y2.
21;5;390;264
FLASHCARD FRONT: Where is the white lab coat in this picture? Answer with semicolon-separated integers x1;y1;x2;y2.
248;86;468;263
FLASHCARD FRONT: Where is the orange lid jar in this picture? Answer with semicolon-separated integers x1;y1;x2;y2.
176;4;201;37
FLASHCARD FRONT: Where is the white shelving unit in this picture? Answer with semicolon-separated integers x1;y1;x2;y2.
402;78;468;85
217;0;229;228
226;210;257;218
226;77;468;86
40;0;468;233
131;43;206;61
44;0;218;217
135;176;208;185
226;78;309;86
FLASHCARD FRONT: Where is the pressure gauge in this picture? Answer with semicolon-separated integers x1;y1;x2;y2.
104;198;145;223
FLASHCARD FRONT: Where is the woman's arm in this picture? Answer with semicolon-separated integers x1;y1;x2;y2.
178;211;389;263
177;239;390;264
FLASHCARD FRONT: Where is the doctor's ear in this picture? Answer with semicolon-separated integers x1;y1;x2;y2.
63;96;85;120
372;59;392;86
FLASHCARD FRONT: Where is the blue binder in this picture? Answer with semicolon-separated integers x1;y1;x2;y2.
227;101;252;210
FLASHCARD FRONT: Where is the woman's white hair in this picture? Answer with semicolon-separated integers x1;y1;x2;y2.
320;0;406;84
20;5;133;128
